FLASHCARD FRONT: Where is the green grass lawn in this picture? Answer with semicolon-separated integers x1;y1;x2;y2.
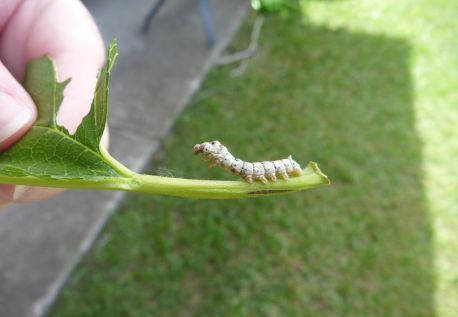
51;0;458;316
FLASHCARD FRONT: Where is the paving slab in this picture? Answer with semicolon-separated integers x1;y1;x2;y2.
0;1;248;316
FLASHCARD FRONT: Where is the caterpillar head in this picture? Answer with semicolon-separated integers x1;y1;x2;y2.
193;140;222;155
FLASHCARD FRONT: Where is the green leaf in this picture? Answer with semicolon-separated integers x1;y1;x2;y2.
0;40;123;181
23;55;70;129
73;42;118;152
0;39;329;199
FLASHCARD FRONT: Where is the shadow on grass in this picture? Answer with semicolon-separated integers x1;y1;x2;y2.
51;17;434;317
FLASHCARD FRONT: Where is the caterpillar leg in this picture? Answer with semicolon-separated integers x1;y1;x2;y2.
255;175;268;184
268;174;277;182
208;161;217;168
278;171;289;180
244;175;253;183
291;167;303;176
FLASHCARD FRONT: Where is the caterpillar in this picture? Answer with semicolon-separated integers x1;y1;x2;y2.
193;140;303;184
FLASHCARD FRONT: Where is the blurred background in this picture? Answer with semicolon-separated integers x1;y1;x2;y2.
1;0;458;316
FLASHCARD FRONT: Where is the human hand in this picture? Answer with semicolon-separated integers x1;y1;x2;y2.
0;0;106;207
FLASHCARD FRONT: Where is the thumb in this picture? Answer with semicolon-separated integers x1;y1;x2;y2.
0;62;36;152
0;62;37;206
0;0;104;204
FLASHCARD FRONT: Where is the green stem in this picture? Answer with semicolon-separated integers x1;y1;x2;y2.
0;162;330;199
99;145;136;177
130;161;329;198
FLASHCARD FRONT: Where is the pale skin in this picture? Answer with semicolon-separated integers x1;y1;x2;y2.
0;0;106;208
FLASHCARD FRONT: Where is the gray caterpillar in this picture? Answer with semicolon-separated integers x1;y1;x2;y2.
193;141;303;184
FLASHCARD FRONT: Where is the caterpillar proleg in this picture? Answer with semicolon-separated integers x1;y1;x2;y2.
193;141;303;184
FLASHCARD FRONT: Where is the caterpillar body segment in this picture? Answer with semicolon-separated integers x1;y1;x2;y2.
193;141;303;184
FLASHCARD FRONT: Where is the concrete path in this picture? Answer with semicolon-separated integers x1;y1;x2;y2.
0;1;248;316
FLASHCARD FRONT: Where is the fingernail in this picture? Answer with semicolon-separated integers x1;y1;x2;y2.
13;185;28;201
0;93;35;145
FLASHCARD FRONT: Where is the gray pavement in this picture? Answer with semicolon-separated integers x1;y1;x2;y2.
0;1;248;316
